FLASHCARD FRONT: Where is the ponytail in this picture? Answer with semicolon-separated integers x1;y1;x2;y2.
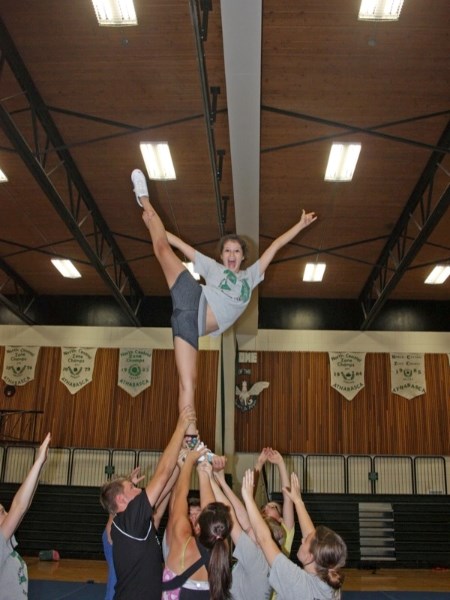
197;502;232;600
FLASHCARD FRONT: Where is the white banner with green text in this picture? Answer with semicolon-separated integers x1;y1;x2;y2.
60;347;97;395
390;353;426;399
329;352;366;401
118;348;153;397
2;346;40;386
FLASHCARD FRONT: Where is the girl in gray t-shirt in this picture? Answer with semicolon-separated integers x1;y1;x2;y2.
242;470;347;600
132;168;316;445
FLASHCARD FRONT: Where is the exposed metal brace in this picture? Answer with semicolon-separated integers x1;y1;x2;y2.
0;17;144;326
358;121;450;330
199;0;213;41
189;0;225;236
221;196;228;225
216;149;225;181
261;105;450;154
210;86;220;124
0;257;37;325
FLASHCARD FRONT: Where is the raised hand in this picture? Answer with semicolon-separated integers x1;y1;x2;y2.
299;209;317;229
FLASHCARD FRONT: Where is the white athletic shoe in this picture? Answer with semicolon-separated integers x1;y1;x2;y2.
131;169;149;207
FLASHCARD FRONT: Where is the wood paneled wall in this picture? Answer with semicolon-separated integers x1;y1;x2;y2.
235;352;450;455
0;347;218;450
1;348;448;455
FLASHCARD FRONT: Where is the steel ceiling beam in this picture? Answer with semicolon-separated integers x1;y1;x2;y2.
0;17;144;326
189;0;225;237
358;120;450;330
0;257;37;324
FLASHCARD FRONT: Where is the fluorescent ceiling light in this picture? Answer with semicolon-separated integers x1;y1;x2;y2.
140;142;176;181
51;259;82;279
0;169;7;182
358;0;404;21
424;265;450;285
92;0;137;26
303;263;326;282
325;143;361;182
183;262;200;281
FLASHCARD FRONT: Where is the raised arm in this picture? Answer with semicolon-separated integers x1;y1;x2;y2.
283;472;315;539
258;210;317;275
267;449;294;530
153;450;187;529
145;405;196;507
0;433;51;541
196;460;216;508
166;231;196;262
213;466;253;538
241;469;281;567
203;462;243;544
253;447;270;498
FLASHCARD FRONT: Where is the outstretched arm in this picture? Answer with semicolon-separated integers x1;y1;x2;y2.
214;467;253;538
166;232;196;262
0;433;51;541
254;447;270;498
210;476;243;545
283;472;315;539
267;449;294;530
153;449;187;529
145;406;196;507
258;210;317;275
241;469;281;567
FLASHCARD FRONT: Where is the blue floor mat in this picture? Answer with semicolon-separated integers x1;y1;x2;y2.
29;580;106;600
29;581;450;600
343;594;450;599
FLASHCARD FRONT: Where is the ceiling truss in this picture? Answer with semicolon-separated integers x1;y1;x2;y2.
359;120;450;329
0;17;145;326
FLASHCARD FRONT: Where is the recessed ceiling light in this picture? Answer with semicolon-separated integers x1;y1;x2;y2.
140;142;176;181
325;143;361;182
358;0;404;21
0;169;8;182
303;263;326;282
424;265;450;285
51;259;82;279
91;0;138;26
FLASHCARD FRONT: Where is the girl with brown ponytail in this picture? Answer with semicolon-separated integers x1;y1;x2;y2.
162;445;232;600
242;470;347;600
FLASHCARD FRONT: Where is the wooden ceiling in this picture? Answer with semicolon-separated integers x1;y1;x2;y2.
0;0;449;327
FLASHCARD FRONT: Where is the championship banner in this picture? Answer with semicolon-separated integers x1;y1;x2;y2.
60;347;97;395
329;352;366;401
2;346;40;386
118;348;153;398
390;353;426;399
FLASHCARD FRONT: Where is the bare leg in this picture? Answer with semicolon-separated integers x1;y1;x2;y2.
139;194;198;436
174;337;198;436
140;196;185;288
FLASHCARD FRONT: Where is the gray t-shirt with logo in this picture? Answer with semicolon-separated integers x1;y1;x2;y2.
194;251;264;336
0;532;28;600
